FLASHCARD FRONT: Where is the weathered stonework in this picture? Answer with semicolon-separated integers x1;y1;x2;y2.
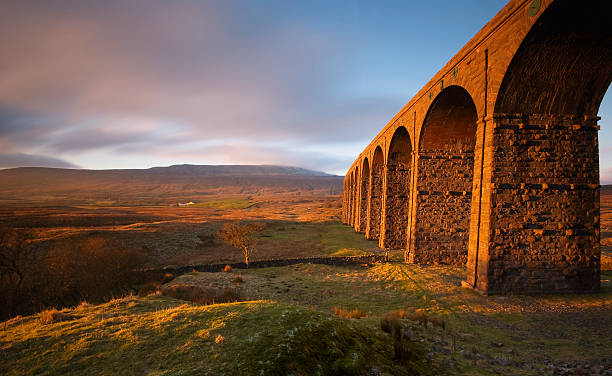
351;172;358;228
380;128;412;249
358;160;370;233
366;149;384;240
411;146;473;264
380;161;411;249
354;168;362;231
467;114;600;293
342;0;611;294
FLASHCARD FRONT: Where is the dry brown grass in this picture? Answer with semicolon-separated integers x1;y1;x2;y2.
380;311;402;334
39;309;72;325
137;281;161;296
333;306;367;319
160;283;241;305
233;274;244;284
379;308;445;330
379;311;414;362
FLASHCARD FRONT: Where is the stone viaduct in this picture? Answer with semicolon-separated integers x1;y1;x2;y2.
342;0;612;294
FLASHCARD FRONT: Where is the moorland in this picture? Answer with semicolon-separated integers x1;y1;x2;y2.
0;165;610;375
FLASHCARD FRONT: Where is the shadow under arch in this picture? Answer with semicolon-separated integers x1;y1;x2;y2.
381;126;412;251
495;0;612;116
411;85;477;264
367;146;385;240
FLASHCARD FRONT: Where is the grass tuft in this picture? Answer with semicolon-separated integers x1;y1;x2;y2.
39;308;72;325
333;306;367;319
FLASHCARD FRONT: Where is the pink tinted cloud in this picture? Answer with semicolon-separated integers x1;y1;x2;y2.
0;0;399;172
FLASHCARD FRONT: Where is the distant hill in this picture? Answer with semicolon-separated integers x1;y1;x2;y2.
147;164;335;177
0;165;342;206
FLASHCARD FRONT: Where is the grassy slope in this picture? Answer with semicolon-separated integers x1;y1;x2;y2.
0;296;432;376
2;263;610;375
176;261;612;375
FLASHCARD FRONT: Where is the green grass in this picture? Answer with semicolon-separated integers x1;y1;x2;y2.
0;296;431;376
3;262;610;375
175;262;612;375
260;221;379;256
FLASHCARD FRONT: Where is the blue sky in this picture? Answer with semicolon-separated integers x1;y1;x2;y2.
0;0;610;179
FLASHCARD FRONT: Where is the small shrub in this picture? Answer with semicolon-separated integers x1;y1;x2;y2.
39;309;72;325
232;274;244;284
223;265;233;273
333;307;367;319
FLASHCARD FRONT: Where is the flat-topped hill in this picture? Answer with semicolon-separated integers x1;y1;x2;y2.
0;164;342;205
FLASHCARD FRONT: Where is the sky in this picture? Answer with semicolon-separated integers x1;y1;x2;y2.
0;0;610;178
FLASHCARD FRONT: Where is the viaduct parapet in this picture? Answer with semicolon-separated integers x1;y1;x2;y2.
342;0;612;294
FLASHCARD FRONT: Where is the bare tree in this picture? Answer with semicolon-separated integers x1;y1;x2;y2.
217;222;264;267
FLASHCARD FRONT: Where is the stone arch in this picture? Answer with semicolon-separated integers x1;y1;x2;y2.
381;126;412;250
411;85;477;264
358;157;370;233
494;0;612;116
467;0;612;293
367;146;385;240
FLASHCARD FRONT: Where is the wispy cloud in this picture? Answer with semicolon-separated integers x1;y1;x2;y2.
9;0;601;177
0;0;398;174
0;153;79;169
